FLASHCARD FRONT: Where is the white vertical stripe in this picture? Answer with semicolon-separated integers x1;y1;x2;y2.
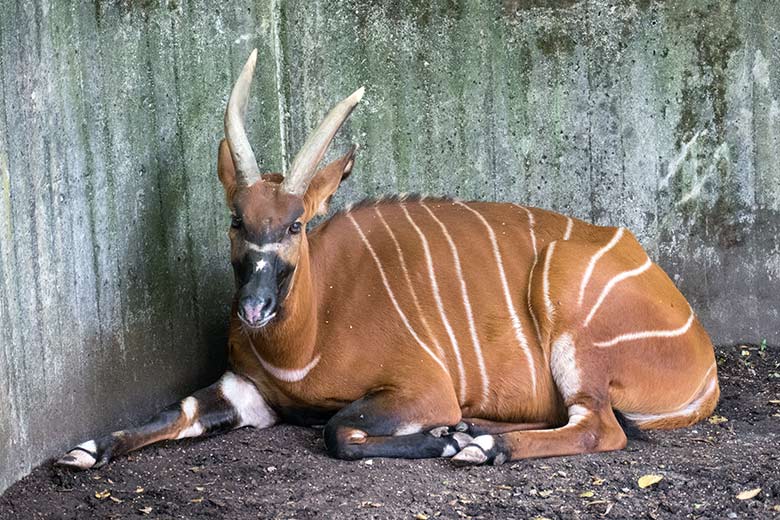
520;206;544;351
520;206;538;258
375;207;448;363
563;217;574;240
455;202;538;395
583;257;653;327
578;228;625;306
594;309;695;348
527;256;543;348
542;241;557;319
401;204;467;404
347;214;450;375
421;202;489;404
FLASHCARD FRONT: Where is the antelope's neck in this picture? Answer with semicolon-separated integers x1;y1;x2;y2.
246;248;319;372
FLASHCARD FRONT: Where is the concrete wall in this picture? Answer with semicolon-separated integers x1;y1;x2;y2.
1;0;778;494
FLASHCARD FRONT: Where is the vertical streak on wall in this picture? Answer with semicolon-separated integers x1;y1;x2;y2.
271;0;289;173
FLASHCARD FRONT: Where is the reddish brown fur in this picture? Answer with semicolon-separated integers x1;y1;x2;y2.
219;151;718;463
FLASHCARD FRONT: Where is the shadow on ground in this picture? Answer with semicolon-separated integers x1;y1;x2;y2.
1;345;778;519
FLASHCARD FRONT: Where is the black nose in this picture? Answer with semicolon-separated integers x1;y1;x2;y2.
239;294;277;327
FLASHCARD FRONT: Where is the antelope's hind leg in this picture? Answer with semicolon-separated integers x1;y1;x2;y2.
57;372;276;469
452;403;627;465
324;388;472;460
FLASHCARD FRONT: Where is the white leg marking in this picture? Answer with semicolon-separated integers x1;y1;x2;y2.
375;207;448;364
566;404;590;426
401;204;467;403
421;202;489;405
348;430;367;443
247;336;322;383
578;228;625;306
594;309;695;348
563;216;574;240
551;333;580;401
441;445;457;457
456;202;538;396
348;214;449;375
622;363;717;422
218;372;277;428
583;257;652;327
176;421;205;439
180;396;198;421
79;439;98;453
542;241;557;320
394;423;423;436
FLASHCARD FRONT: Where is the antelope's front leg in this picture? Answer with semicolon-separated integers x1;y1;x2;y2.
324;388;472;460
57;372;276;469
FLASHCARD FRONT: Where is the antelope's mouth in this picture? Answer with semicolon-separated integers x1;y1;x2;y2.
238;311;277;330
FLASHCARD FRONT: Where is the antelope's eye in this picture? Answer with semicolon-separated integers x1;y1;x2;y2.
230;215;242;229
289;221;302;235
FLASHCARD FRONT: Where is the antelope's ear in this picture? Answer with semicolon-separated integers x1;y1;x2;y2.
217;139;238;204
302;145;358;219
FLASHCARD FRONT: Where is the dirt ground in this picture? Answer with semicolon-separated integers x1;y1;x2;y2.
1;344;778;520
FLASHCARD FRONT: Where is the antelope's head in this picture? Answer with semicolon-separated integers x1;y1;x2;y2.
218;50;361;330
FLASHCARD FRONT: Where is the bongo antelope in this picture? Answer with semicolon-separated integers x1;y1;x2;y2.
58;50;718;469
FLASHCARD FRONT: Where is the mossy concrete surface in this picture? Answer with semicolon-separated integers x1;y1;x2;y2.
0;0;778;494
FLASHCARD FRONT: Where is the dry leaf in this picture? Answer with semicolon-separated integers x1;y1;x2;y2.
109;496;123;504
138;506;152;515
496;484;512;490
592;477;605;486
539;490;554;498
736;488;761;500
195;486;205;492
134;486;144;494
415;514;429;520
580;491;595;498
360;501;383;508
94;489;110;500
769;400;780;405
708;415;728;424
190;497;204;503
772;504;780;512
638;474;664;488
